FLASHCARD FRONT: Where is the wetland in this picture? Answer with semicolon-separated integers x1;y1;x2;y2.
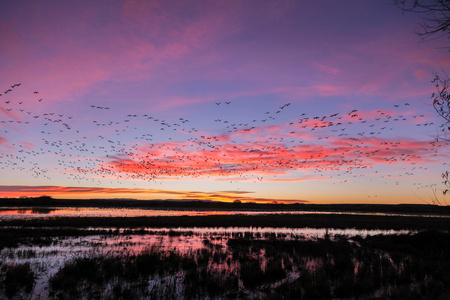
0;199;449;299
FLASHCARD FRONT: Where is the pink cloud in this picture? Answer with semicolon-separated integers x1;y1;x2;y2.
19;141;35;150
0;106;21;121
2;1;234;109
92;129;446;183
313;62;340;75
3;0;446;116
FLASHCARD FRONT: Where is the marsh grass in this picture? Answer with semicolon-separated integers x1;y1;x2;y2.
1;228;449;299
2;212;450;230
47;246;237;299
1;263;35;298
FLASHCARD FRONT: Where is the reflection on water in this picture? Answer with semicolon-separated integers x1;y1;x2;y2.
0;208;56;215
1;228;447;299
1;206;449;220
134;226;414;239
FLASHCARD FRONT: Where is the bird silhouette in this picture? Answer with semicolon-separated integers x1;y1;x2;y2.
0;83;447;195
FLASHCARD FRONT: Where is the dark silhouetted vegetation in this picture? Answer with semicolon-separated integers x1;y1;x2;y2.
0;228;449;299
33;230;450;299
1;263;35;299
1;200;450;298
395;0;450;201
1;197;450;214
395;0;450;44
2;212;450;231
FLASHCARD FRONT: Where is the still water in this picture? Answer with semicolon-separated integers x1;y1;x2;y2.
1;205;436;299
0;226;415;299
0;206;448;219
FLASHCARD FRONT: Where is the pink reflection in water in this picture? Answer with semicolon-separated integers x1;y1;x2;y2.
0;207;448;220
0;226;418;299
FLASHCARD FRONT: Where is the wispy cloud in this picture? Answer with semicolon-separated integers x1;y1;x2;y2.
97;132;446;182
1;1;449;205
0;185;307;203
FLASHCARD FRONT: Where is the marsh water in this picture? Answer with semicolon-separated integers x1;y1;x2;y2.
1;206;449;219
0;226;416;299
0;207;449;299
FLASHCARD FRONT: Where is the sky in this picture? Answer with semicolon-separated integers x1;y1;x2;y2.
1;0;449;204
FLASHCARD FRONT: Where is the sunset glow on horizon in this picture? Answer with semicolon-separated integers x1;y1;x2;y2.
1;0;449;204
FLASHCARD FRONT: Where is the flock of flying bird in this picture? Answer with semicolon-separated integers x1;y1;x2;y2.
0;83;449;196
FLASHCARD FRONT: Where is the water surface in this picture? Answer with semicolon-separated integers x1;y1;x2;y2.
1;206;448;220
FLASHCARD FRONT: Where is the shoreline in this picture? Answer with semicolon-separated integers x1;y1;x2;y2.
1;198;449;215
